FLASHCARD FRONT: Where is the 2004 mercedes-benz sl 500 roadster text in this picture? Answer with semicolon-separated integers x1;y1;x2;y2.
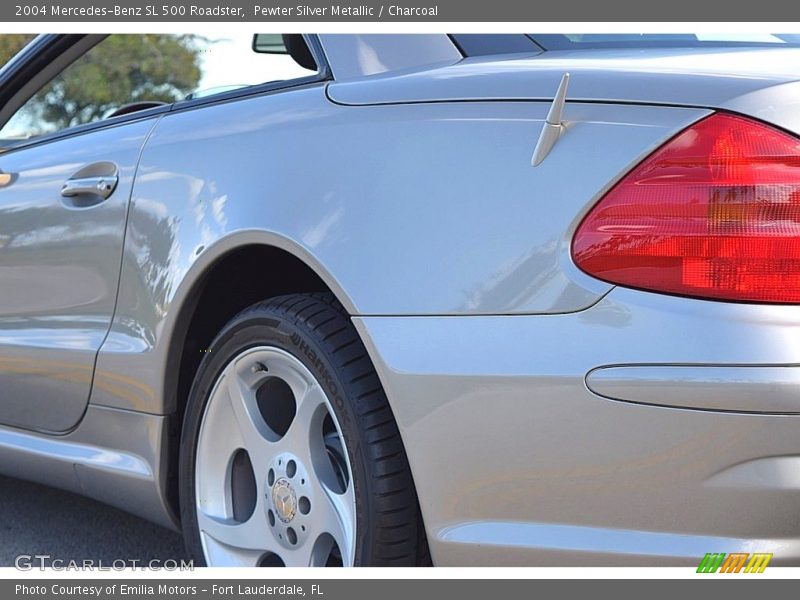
2;33;800;566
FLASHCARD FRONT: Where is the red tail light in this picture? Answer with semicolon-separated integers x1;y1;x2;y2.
572;113;800;303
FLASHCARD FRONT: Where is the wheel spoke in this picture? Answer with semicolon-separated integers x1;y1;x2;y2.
281;383;326;462
197;508;275;565
309;477;356;566
279;535;318;567
224;368;275;475
195;382;248;500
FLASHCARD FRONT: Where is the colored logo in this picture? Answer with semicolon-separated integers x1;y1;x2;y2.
697;553;773;573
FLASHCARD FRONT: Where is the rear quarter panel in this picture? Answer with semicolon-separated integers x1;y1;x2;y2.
91;83;710;415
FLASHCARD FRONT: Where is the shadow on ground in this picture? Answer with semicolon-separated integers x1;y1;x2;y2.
0;475;187;567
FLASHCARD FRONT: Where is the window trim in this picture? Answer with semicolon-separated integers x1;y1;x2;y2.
448;34;544;57
528;34;800;51
0;33;333;155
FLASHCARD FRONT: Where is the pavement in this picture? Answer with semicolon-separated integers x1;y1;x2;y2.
0;474;188;567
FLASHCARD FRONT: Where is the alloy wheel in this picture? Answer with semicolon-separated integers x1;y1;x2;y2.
194;346;356;566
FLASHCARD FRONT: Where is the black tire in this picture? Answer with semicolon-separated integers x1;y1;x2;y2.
179;292;422;566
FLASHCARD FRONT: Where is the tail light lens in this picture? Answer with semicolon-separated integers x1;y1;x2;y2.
572;113;800;303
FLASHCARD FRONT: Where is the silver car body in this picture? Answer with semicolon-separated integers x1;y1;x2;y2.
1;33;800;565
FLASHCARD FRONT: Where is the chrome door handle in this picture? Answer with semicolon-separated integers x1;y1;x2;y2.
60;175;118;199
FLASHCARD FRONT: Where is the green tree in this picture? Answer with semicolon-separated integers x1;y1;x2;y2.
0;34;35;67
2;35;202;135
38;35;202;129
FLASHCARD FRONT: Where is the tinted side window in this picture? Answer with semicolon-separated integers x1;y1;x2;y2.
0;34;318;141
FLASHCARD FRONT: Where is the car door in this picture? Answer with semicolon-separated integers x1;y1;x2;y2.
0;35;167;432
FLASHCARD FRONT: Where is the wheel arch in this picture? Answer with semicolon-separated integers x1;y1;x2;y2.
164;233;358;419
161;234;431;564
161;233;354;520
